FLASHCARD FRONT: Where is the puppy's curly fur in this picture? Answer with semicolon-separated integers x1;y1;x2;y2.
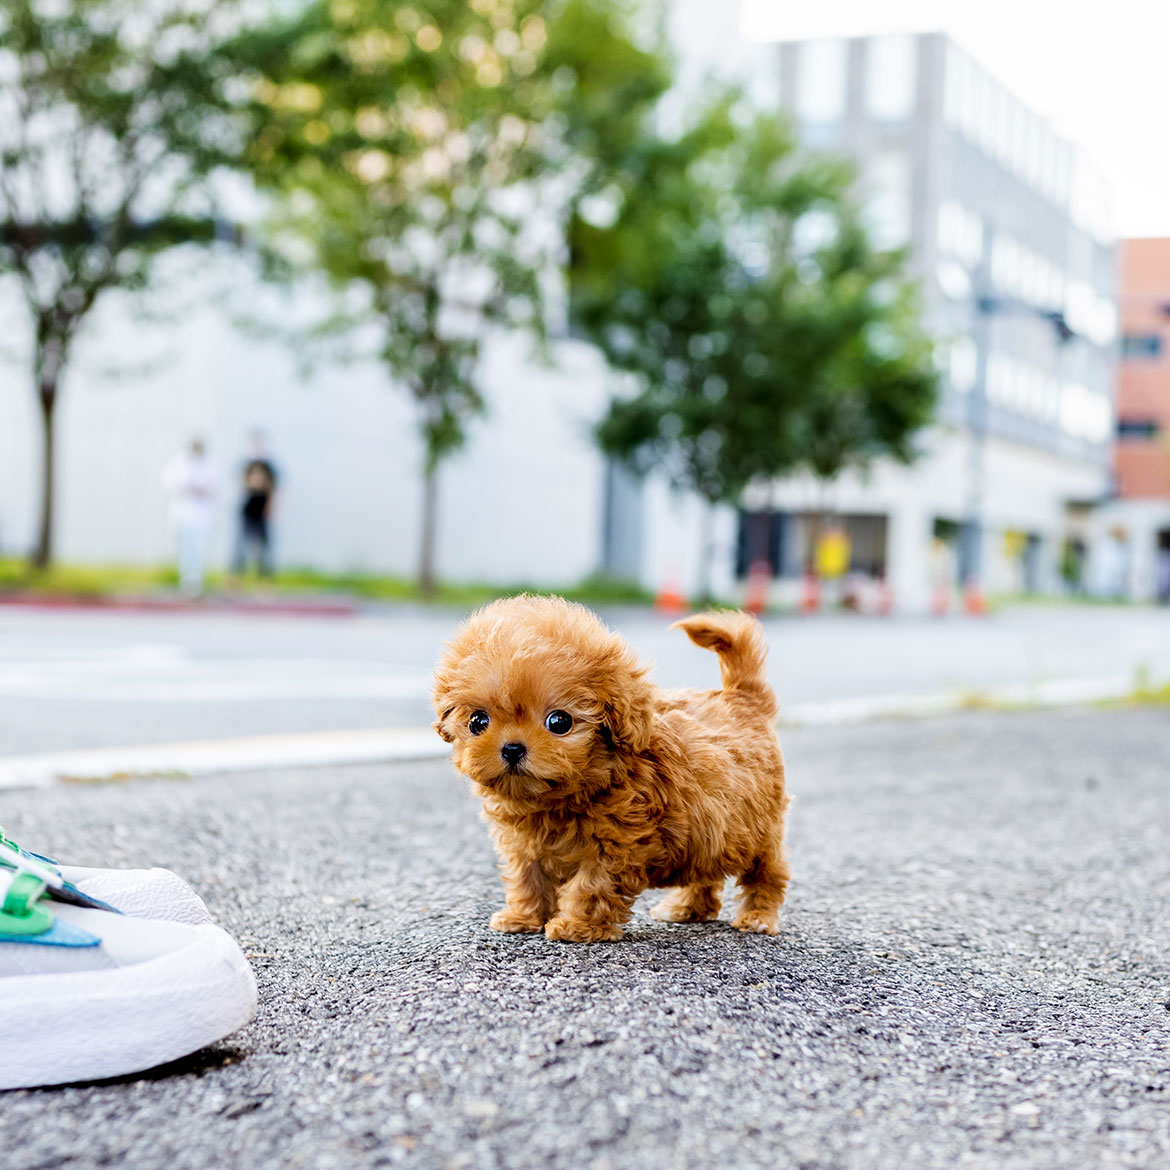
432;595;789;943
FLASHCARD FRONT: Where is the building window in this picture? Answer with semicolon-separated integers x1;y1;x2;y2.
949;336;977;394
992;88;1014;169
1041;133;1060;205
943;43;965;129
991;232;1020;295
863;152;911;250
795;38;848;126
1052;139;1071;209
865;34;917;122
1026;117;1045;191
937;200;983;269
1121;333;1164;360
1059;383;1112;443
1012;107;1032;180
978;74;1000;158
1117;418;1160;439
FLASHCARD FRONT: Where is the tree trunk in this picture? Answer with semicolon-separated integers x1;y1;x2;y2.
418;462;438;597
32;384;57;570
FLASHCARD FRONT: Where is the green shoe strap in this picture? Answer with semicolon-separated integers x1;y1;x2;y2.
0;871;54;936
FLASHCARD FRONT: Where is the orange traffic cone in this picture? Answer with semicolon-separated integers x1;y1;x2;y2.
744;560;771;616
963;580;987;616
654;577;687;615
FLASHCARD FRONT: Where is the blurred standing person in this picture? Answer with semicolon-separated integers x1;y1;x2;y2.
162;437;217;598
1090;527;1130;601
232;430;279;579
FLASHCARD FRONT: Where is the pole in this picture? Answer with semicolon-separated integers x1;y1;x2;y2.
960;229;995;596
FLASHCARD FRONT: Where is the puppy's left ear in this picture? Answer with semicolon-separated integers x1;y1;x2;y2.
602;689;654;754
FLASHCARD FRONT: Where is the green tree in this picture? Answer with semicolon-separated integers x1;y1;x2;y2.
210;0;668;594
572;103;938;595
0;0;244;568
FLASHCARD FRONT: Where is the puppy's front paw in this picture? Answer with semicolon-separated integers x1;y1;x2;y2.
544;915;624;943
732;911;780;936
490;908;545;933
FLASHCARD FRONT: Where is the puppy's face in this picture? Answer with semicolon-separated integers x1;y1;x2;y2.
433;596;653;802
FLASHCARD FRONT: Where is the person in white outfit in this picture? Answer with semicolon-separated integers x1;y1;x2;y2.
162;437;217;597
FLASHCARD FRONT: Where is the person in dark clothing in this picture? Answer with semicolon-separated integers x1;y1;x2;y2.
232;432;279;578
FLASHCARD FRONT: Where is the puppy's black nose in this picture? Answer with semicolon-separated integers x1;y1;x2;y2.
501;742;527;766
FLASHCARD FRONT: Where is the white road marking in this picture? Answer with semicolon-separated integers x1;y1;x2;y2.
0;650;432;702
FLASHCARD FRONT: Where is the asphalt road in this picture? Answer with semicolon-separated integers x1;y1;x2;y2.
2;602;1169;755
3;705;1169;1169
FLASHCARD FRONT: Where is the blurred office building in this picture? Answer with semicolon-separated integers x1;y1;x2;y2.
723;30;1118;611
1086;238;1170;601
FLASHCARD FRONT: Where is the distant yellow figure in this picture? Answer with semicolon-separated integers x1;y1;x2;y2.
1002;529;1026;560
814;526;851;580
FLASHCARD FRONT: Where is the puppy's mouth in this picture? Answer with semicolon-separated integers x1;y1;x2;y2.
480;769;558;796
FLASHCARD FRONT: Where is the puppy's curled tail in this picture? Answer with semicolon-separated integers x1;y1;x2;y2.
673;610;777;718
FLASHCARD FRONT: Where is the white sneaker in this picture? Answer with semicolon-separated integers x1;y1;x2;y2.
0;848;258;1090
2;827;213;925
62;866;214;926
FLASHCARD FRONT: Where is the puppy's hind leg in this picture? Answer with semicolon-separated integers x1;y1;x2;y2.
490;857;551;934
732;832;789;936
651;882;723;923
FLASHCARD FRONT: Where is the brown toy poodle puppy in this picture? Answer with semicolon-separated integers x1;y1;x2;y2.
432;595;789;943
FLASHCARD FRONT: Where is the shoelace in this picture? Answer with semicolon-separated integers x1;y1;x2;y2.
0;833;63;889
0;829;117;921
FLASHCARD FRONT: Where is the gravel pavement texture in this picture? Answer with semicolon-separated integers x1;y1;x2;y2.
2;706;1169;1170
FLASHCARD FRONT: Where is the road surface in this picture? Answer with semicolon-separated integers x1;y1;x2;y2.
1;601;1167;756
2;706;1168;1169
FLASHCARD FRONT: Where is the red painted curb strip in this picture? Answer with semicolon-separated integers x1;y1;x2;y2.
0;592;357;618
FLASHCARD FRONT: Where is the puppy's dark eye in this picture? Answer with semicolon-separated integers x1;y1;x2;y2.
469;710;490;736
545;710;573;735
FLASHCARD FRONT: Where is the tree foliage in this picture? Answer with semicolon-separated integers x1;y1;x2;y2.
0;0;244;567
206;0;669;591
572;99;939;511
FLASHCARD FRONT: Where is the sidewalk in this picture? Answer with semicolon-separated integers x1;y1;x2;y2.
2;707;1168;1170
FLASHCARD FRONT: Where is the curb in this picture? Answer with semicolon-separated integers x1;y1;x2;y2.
778;674;1139;727
0;729;450;791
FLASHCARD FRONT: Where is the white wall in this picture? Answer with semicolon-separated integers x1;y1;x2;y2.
0;259;614;587
432;334;611;586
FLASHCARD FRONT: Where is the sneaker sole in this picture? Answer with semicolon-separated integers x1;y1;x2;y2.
0;924;258;1090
